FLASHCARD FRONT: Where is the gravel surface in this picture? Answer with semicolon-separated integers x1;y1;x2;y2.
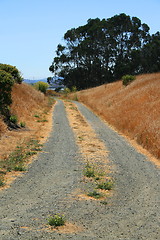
0;100;159;240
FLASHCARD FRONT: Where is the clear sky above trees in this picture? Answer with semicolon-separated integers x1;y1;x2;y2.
0;0;160;79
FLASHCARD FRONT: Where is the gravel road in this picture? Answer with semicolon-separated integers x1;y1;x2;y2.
0;100;159;240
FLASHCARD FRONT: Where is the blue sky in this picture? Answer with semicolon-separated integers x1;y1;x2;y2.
0;0;160;79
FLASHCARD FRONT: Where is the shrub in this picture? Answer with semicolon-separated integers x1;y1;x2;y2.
0;70;14;116
20;121;26;128
97;181;113;190
0;64;23;121
71;86;77;92
34;81;49;94
10;115;18;124
0;64;23;84
63;87;71;97
47;214;65;227
122;75;135;86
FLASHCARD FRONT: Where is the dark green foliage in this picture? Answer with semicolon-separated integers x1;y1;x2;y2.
20;121;26;128
0;64;23;122
10;115;18;124
0;70;14;117
0;64;23;84
140;32;160;73
49;13;157;90
122;75;136;86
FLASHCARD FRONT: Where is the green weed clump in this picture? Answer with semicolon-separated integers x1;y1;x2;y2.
122;75;135;86
20;121;26;128
34;114;40;118
47;214;65;227
37;119;48;123
83;163;95;178
88;190;104;199
97;181;113;190
0;138;43;173
10;115;18;124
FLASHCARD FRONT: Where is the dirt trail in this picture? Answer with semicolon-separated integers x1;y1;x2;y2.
0;100;159;240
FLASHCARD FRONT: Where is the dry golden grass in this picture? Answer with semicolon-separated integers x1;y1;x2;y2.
75;73;160;160
0;83;53;157
65;101;109;165
11;83;49;126
0;118;7;137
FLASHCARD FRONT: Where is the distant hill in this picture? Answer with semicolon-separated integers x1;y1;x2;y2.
23;78;48;84
23;77;64;89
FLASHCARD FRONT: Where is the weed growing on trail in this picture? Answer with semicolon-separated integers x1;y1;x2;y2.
97;181;113;191
78;136;84;141
88;190;104;199
47;214;66;227
83;163;95;178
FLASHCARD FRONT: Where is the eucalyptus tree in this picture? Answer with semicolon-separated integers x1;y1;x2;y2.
140;32;160;73
105;13;150;79
49;13;151;89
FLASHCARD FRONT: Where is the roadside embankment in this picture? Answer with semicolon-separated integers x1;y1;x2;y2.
73;73;160;161
0;83;55;188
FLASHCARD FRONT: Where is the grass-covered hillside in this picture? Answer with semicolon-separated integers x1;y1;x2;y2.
0;82;54;186
76;73;160;160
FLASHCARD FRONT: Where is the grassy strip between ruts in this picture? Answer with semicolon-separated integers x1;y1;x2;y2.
64;100;114;202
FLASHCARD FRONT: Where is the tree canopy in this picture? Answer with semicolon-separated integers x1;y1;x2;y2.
0;63;23;84
0;63;23;119
49;13;160;90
